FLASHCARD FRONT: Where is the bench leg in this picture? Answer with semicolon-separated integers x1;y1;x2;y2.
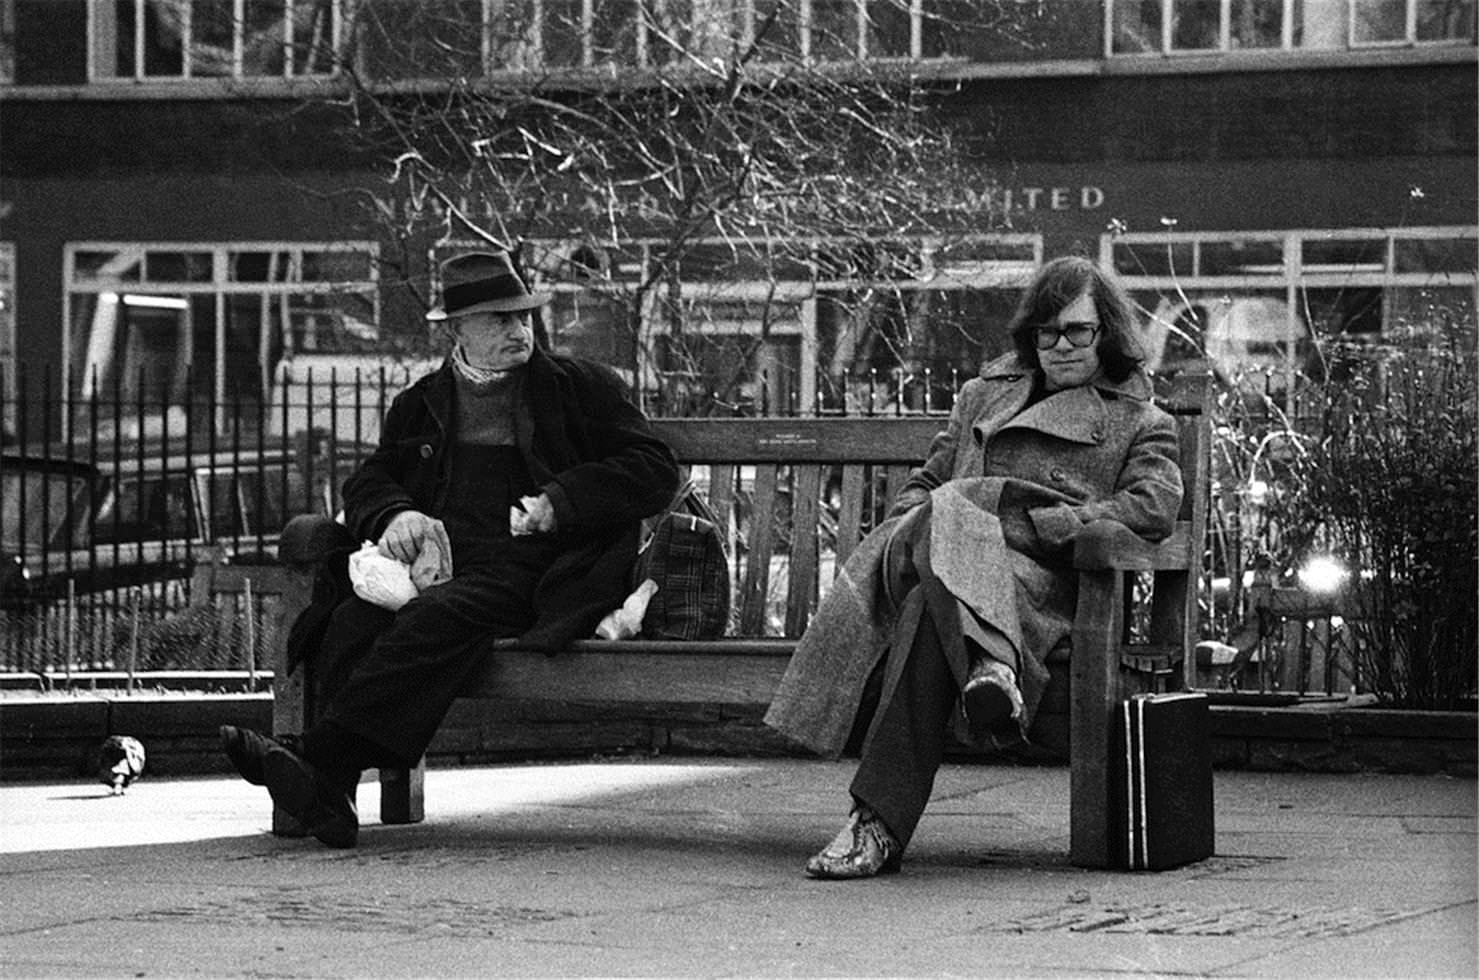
379;760;426;825
271;615;312;839
1069;568;1124;869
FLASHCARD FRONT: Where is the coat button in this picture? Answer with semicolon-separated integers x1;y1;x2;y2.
419;444;434;459
1050;467;1066;482
1091;427;1105;442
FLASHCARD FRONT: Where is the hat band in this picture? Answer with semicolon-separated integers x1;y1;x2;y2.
443;276;529;314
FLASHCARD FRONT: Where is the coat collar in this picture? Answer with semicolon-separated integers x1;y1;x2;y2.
974;353;1153;447
418;346;558;442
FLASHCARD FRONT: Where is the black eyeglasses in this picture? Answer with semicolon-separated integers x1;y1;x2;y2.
1032;322;1100;351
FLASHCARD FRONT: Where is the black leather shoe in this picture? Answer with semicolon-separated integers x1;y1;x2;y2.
220;726;302;786
960;659;1023;741
262;749;359;849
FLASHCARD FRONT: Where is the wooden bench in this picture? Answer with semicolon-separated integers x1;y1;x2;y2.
227;376;1208;869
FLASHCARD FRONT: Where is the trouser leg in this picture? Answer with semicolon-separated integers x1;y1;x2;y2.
848;605;959;853
305;561;545;770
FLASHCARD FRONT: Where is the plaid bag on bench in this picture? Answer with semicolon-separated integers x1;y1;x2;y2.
635;480;731;640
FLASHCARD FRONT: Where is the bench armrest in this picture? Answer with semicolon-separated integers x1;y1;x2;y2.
1072;518;1190;572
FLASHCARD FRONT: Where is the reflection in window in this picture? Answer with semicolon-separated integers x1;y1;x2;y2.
1231;0;1285;47
1172;0;1222;50
1352;0;1409;43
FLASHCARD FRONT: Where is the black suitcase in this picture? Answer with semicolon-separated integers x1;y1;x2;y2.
1113;691;1215;871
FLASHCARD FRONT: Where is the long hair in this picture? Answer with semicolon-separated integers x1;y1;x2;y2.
1008;256;1145;383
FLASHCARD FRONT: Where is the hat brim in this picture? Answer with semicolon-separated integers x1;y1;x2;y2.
426;291;551;321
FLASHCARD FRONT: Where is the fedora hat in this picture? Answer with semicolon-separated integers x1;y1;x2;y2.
426;250;551;321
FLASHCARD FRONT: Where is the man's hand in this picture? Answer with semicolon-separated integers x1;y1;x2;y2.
379;510;451;566
510;493;557;536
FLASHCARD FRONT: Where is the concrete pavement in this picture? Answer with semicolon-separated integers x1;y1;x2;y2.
1;758;1474;978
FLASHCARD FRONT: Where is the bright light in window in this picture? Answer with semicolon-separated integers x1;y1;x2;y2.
121;294;189;310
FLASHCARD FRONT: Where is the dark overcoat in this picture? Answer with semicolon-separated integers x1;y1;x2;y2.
765;352;1183;756
340;346;680;650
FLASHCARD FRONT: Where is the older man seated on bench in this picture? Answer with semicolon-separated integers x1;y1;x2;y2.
221;249;679;848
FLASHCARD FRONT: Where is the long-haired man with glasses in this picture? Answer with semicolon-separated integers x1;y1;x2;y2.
766;255;1184;879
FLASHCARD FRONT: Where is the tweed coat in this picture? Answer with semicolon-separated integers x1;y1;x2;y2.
341;346;680;650
764;352;1183;757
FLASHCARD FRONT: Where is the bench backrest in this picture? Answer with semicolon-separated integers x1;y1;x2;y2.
650;373;1211;648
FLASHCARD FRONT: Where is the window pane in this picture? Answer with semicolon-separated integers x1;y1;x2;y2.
542;0;586;67
191;0;237;76
1200;239;1285;276
71;291;192;403
359;0;484;78
1112;240;1194;277
548;291;631;365
146;251;214;283
752;0;802;59
1231;0;1284;48
1302;238;1387;273
141;0;187;77
648;0;745;64
587;0;639;67
1142;289;1309;395
1294;0;1347;48
14;0;88;85
114;0;138;76
289;0;337;75
1171;0;1222;50
1388;286;1478;350
299;249;373;282
242;0;288;75
74;250;144;282
286;291;379;353
228;250;293;282
1112;0;1162;53
866;0;912;58
1351;0;1407;42
812;0;861;60
485;0;537;69
1394;236;1479;274
676;242;810;282
814;240;923;282
924;0;1047;59
223;293;272;406
1300;285;1384;338
1416;0;1476;40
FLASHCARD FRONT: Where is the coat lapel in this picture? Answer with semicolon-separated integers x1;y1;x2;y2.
998;385;1111;446
976;356;1154;448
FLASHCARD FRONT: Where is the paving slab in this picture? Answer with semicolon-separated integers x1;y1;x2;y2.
1;759;1473;978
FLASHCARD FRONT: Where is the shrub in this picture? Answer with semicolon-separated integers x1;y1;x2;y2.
1265;312;1477;708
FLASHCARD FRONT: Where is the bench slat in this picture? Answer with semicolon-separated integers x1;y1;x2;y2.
650;417;940;463
740;464;780;635
785;464;824;636
835;465;865;570
478;647;789;704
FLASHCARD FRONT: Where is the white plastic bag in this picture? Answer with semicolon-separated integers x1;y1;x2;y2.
348;541;420;611
594;579;659;640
